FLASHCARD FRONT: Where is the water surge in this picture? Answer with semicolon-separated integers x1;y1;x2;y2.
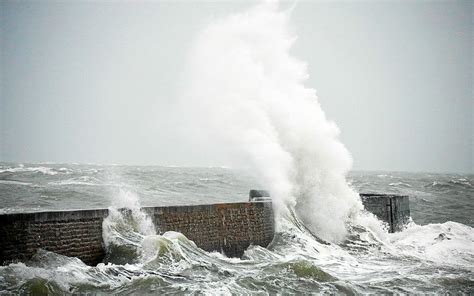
182;2;363;243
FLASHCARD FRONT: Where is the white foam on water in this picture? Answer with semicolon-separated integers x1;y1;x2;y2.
102;188;156;249
386;221;474;267
0;166;58;175
181;2;362;242
0;180;32;186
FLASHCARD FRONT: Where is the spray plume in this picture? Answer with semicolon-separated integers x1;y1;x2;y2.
182;2;362;242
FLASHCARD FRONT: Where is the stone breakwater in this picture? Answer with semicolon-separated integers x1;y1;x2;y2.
360;193;410;232
0;195;409;266
0;202;274;266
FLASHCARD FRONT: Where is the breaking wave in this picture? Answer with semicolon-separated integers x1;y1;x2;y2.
181;1;365;243
0;2;472;294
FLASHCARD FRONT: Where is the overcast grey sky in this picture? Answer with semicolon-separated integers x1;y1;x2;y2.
1;1;472;173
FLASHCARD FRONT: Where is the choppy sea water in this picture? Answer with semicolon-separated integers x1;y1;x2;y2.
0;163;473;294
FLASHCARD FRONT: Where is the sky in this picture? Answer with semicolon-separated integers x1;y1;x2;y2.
1;0;472;173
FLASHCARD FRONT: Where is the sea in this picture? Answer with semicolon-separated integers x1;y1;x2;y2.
0;162;472;294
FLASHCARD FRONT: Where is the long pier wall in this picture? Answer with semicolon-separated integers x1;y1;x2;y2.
0;194;410;266
0;202;274;266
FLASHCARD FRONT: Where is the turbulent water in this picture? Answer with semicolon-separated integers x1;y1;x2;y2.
1;2;473;294
0;163;473;294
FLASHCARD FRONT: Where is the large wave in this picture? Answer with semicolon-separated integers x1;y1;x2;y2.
180;2;362;242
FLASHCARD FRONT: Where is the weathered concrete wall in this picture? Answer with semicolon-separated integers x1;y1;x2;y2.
0;194;410;266
360;193;410;232
144;202;274;258
0;209;107;266
0;202;274;266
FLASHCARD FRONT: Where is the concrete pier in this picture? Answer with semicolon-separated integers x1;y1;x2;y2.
0;202;274;266
0;194;410;266
360;193;410;232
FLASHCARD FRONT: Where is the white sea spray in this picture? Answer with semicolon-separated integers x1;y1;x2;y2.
181;2;363;242
102;188;156;249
